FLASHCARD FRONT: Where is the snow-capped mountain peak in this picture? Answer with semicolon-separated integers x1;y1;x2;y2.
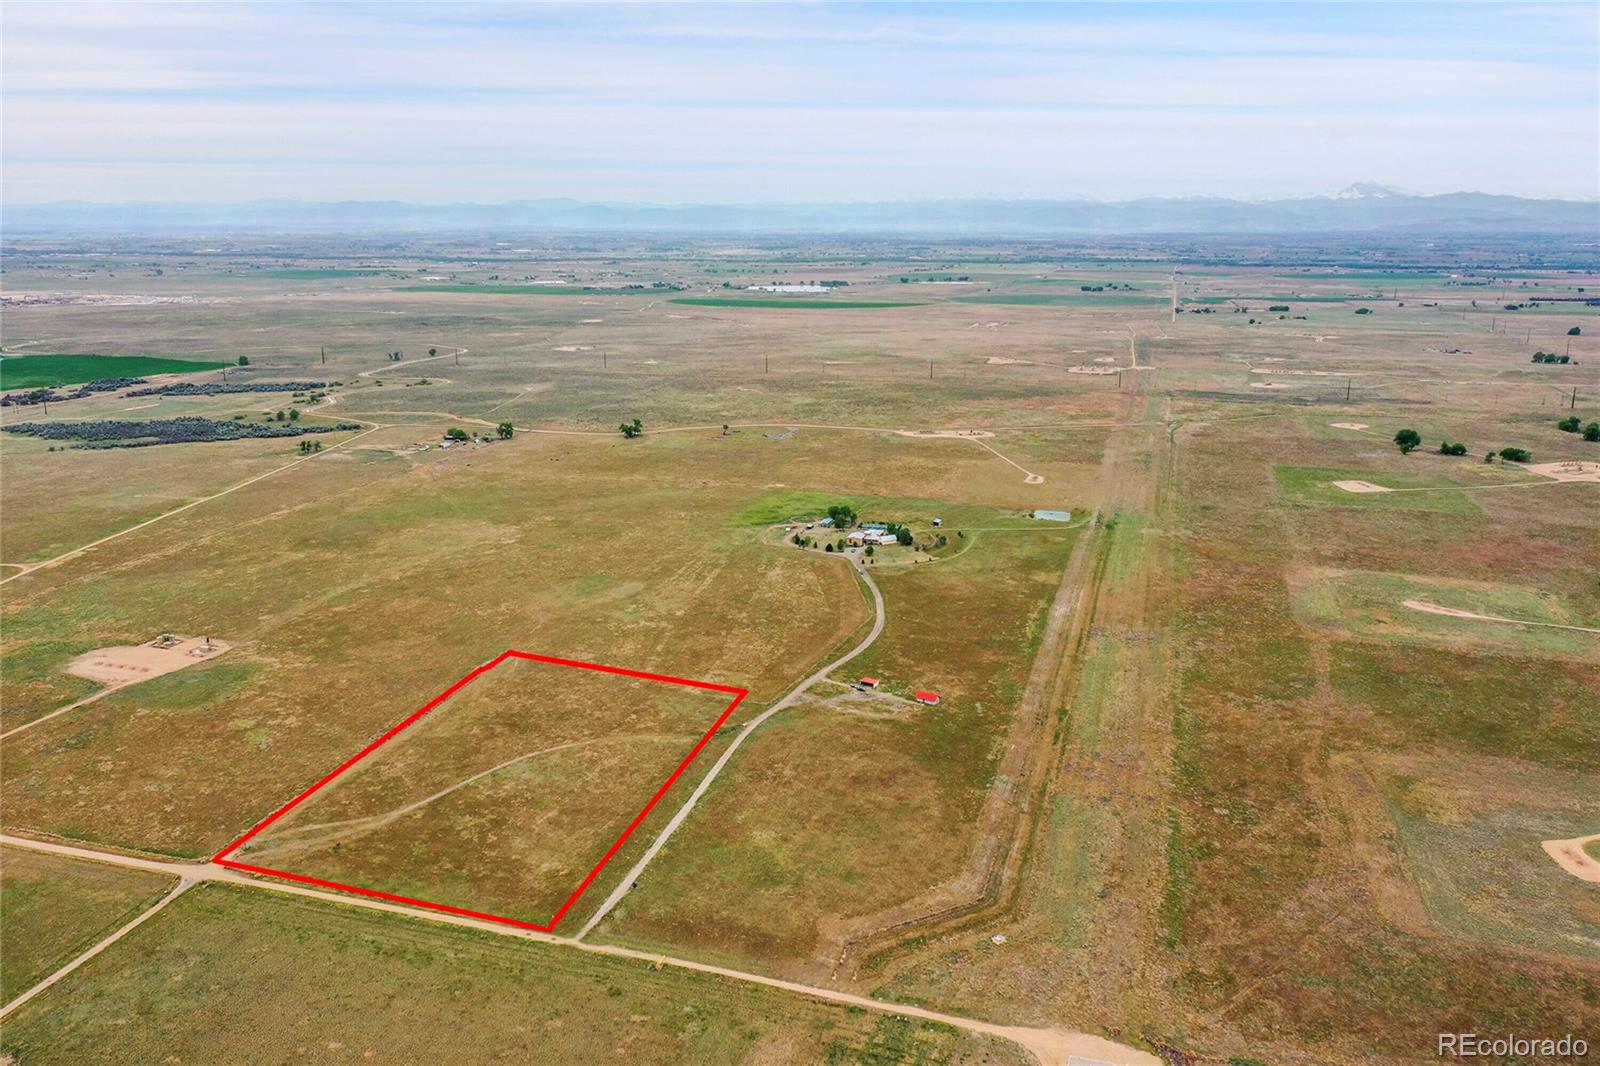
1335;182;1400;200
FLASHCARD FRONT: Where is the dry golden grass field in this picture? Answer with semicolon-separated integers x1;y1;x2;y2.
1;237;1596;1064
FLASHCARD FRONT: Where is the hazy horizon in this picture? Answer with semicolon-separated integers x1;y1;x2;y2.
4;2;1597;206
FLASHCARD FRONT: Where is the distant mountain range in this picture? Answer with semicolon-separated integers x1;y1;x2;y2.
7;187;1595;235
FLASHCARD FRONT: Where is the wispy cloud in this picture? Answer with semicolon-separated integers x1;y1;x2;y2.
3;1;1595;202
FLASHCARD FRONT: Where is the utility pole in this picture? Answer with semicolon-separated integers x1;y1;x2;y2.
1573;388;1579;410
321;346;326;365
602;349;607;369
1346;377;1352;402
454;349;460;366
764;353;769;374
928;359;933;380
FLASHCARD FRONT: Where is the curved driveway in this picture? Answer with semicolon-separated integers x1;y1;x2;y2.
575;552;885;939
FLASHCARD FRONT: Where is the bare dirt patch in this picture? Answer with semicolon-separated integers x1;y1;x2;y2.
67;635;230;686
1521;460;1600;484
1402;600;1600;635
1252;367;1360;377
1249;381;1293;389
1333;479;1392;494
895;429;996;440
1330;422;1370;430
1541;834;1600;882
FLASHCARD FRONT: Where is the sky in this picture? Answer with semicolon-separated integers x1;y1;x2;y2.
3;1;1597;205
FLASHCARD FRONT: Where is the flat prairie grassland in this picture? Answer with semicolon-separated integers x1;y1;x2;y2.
3;251;1598;1063
1135;410;1598;1059
669;297;925;309
1289;567;1600;660
237;657;742;925
0;846;177;1003
0;425;1065;859
1271;463;1503;512
1372;754;1600;959
0;883;1027;1066
0;429;362;563
593;518;1076;974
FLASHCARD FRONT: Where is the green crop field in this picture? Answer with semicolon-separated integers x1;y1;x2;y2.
260;268;388;279
0;353;231;389
397;284;656;295
670;296;923;309
951;293;1165;307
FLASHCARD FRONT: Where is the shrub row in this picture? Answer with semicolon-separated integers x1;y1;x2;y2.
4;416;360;448
126;380;329;397
0;377;148;407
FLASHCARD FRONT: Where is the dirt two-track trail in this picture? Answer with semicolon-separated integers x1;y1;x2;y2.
0;835;1155;1066
829;393;1175;1000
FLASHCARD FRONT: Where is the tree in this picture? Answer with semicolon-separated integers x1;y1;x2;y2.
824;542;834;552
288;408;300;422
1393;428;1422;454
274;410;286;422
836;538;846;551
826;503;858;528
497;421;514;440
1568;327;1581;336
1438;440;1467;456
1558;415;1582;433
237;355;250;366
1585;422;1600;442
620;418;643;438
864;545;875;557
429;347;438;357
445;427;469;441
1499;446;1532;463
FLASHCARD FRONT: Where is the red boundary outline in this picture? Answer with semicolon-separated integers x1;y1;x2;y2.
213;650;747;932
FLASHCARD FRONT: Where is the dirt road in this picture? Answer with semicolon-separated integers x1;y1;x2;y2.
0;871;196;1021
357;347;467;377
0;834;1154;1066
576;553;887;939
1402;599;1600;635
0;419;385;588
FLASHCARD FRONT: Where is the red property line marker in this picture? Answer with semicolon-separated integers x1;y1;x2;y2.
213;650;747;934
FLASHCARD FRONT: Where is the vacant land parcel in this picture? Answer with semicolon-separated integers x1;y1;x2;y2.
226;652;744;929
